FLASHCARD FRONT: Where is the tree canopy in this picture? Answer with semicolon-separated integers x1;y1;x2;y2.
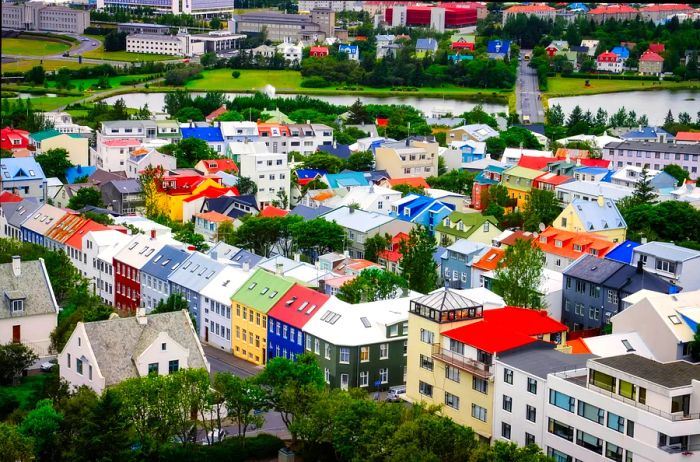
492;238;545;310
336;268;408;304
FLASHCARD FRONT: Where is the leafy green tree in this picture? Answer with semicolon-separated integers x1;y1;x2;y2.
689;330;700;362
0;342;38;385
345;150;374;171
233;216;284;257
173;222;209;252
426;169;475;194
236;176;258;195
215;221;236;244
663;164;690;187
301;152;346;174
337;268;408;304
67;187;104;211
215;373;267;439
152;293;189;314
472;441;553;461
175;106;205;123
632;164;657;205
0;422;33;462
19;399;63;461
25;66;46;85
170;368;211;445
522;189;562;232
492;238;545;310
399;226;438;294
392;183;425;197
364;233;390;263
173;137;217;167
347;99;371;124
290;218;345;258
199;52;218;67
35;148;73;181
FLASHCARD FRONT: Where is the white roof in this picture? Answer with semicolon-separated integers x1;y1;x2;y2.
95;231;133;263
540;268;563;294
113;233;169;270
199;265;250;304
425;188;466;200
320;206;395;232
46;177;63;187
502;148;553;161
449;139;486;153
611;165;664;182
87;229;130;247
555;180;633;201
582;332;655;360
443;287;505;310
219;121;259;137
303;295;412;346
113;216;172;236
337;185;401;210
227;141;270;155
556;132;622;149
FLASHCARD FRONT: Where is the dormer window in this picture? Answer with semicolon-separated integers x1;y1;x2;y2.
12;299;24;312
555;240;563;248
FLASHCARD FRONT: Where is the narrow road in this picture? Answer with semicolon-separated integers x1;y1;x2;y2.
202;344;263;378
516;49;545;124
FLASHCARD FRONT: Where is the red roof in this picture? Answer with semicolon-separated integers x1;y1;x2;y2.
568;338;592;354
580;158;611;168
310;46;329;56
505;4;555;13
378;232;409;263
451;41;475;50
0;191;22;203
205;105;228;122
267;284;329;329
640;4;692;12
675;132;700;142
102;138;141;147
648;43;665;53
376;118;389;127
65;220;109;250
260;205;288;217
183;185;238;203
640;50;664;62
443;307;567;354
597;51;619;62
500;230;535;246
534;172;573;187
588;5;637;15
197;158;239;174
156;175;210;195
0;128;30;150
472;247;505;271
387;177;430;188
517;155;558;170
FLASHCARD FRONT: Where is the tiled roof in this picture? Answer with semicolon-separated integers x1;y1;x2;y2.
205;105;228;121
196;211;233;223
592;354;700;389
505;4;555;12
102;138;141;147
267;284;329;329
588;5;637;14
640;50;664;62
0;258;58;319
535;227;615;260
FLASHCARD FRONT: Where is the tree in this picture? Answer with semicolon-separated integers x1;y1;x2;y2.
345;150;374;171
522;189;562;232
663;164;690;186
67;187;104;211
290;218;345;259
173;137;217;167
271;189;289;209
0;422;33;462
35;148;73;181
364;233;390;263
336;268;408;304
347;99;371;124
215;221;236;245
632;164;657;205
0;342;38;385
169;368;211;445
175;107;205;123
173;222;209;252
392;183;425;197
426;169;475;194
664;109;674;125
25;66;46;85
301;152;345;174
689;330;700;362
233;216;284;257
472;441;553;461
492;238;545;310
19;399;63;462
152;293;189;314
546;104;565;127
215;373;267;439
236;176;258;196
399;226;438;294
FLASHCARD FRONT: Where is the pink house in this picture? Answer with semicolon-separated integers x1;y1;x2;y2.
309;46;329;57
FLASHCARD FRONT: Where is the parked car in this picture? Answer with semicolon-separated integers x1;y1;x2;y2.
202;429;227;445
386;385;406;402
40;361;55;372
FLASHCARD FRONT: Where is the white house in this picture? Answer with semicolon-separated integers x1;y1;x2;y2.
276;41;303;64
83;230;132;306
59;310;209;394
92;138;142;173
0;257;58;357
199;265;250;352
238;152;290;208
125;148;177;178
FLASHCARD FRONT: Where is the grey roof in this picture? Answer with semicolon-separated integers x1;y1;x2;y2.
6;199;41;228
106;179;142;194
564;254;624;284
289;204;332;220
235;11;316;25
603;264;675;293
101;120;157;130
570;198;626;232
168;252;228;292
207;242;241;261
604;140;700;155
634;241;700;262
445;239;489;256
0;258;57;320
499;342;595;379
88;169;127;186
128;33;182;42
320;206;395;233
592;354;700;389
229;249;264;268
412;287;483;311
81;310;207;387
140;245;190;281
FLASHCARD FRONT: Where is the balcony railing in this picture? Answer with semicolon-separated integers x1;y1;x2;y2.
659;443;700;454
431;344;492;378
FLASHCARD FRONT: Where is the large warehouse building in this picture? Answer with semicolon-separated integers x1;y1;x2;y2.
385;4;478;32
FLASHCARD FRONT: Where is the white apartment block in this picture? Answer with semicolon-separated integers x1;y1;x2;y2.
126;33;205;57
40;112;92;136
2;2;90;34
239;152;290;208
544;355;700;462
87;231;132;306
97;0;234;15
287;123;333;155
92;138;142;172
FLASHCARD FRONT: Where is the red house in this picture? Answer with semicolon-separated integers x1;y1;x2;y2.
310;46;329;57
377;232;409;273
451;41;475;51
648;43;665;53
0;128;30;151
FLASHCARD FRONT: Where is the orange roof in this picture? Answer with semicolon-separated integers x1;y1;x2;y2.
311;191;335;202
534;226;615;259
206;105;228;121
472;247;505;271
505;4;555;13
182;186;238;203
45;213;87;244
387;177;430;188
676;132;700;142
554;148;591;159
195;211;233;223
346;259;381;272
65;219;109;250
260;205;288;217
568;338;592;354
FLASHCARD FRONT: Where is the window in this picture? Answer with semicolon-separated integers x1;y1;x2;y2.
314;339;320;355
576;430;603;454
525;433;535;445
527;377;537;394
502;395;512;412
339;347;350;364
148;363;158;375
388;324;398;336
305;336;311;351
578;401;605;424
360;371;369;387
11;300;23;312
472;377;488;394
606;442;623;462
66;353;71;368
619;380;636;400
88;365;93;380
501;422;511;439
655;259;676;273
360;346;369;362
379;368;388;383
419;381;433;397
471;404;487;422
420;328;434;344
168;360;179;374
607;290;619;305
638;387;646;404
549;390;575;412
548;418;573;441
526;405;536;422
547;448;572;462
446;365;460;382
76;359;83;375
607;412;625;433
626;420;634;437
504;368;513;384
420;354;434;371
379;343;389;359
589;369;616;392
324;343;331;360
324;368;330;384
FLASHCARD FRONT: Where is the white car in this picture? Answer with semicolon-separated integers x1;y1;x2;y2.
40;361;55;372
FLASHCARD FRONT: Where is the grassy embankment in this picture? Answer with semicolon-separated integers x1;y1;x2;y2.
546;76;700;97
1;38;70;56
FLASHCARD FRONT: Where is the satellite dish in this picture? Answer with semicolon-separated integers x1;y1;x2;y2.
538;222;546;232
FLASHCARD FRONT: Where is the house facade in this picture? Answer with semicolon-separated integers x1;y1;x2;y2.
555;197;627;243
374;139;439;179
434;211;501;246
631;242;700;291
1;158;48;203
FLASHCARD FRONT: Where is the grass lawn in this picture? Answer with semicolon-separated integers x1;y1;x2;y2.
46;74;157;90
546;76;700;96
0;373;51;410
1;59;86;73
1;38;70;57
9;95;84;111
81;47;174;62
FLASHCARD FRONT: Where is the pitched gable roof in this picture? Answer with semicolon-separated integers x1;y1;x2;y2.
267;283;329;329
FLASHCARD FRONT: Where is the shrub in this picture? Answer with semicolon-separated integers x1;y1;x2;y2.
300;76;330;88
231;70;241;79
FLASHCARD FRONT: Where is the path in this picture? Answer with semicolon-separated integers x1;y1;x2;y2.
516;49;545;124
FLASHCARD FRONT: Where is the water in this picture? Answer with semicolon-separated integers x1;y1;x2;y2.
549;89;699;126
101;92;509;117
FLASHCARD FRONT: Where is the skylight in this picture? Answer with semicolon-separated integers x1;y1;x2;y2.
248;282;257;290
668;315;681;325
182;261;191;269
160;259;170;266
269;291;278;298
172;263;180;270
145;249;154;257
128;242;138;250
621;339;635;352
260;287;269;295
191;264;200;273
360;317;371;328
154;255;162;263
298;301;308;312
286;297;297;306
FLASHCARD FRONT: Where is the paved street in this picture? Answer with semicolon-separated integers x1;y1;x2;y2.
516;49;545;124
203;344;263;378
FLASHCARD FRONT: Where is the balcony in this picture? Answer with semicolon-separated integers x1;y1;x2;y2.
431;344;492;379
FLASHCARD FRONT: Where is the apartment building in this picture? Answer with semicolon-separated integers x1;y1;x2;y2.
374;139;439;179
238;152;290;208
139;245;190;311
82;230;131;306
199;265;249;352
231;8;334;42
2;2;90;34
98;0;233;15
544;355;700;462
631;242;700;291
113;233;169;313
603;141;700;175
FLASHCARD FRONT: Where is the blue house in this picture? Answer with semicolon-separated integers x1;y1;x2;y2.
180;127;225;154
440;240;490;289
267;284;329;362
1;157;48;203
573;166;614;182
487;40;511;60
390;194;455;234
295;169;327;184
65;165;97;184
453;140;486;164
324;171;369;188
448;54;474;63
611;46;630;60
416;38;439;57
620;126;674;143
140;245;191;311
605;240;641;265
318;143;352;159
339;44;359;61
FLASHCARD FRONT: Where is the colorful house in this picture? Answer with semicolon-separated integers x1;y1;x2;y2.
267;284;329;362
180;127;225;154
338;44;359;61
1;157;48;203
434;211;501;246
309;46;329;57
152;175;226;222
0;128;29;151
194;159;239;175
378;232;409;274
451;41;475;51
501;165;545;211
534;226;617;272
194;211;234;241
486;39;510;60
596;51;622;73
555;197;627;243
390;194;455;234
471;165;507;210
230;268;295;365
29;129;89;166
415;38;438;58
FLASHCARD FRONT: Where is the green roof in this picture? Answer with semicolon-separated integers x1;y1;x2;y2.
30;129;61;142
231;268;295;314
502;166;542;191
261;109;292;124
435;212;499;239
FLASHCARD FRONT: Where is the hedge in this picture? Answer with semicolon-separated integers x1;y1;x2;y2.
156;433;286;462
561;72;681;82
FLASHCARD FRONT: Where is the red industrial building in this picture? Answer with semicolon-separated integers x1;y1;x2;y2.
385;5;477;30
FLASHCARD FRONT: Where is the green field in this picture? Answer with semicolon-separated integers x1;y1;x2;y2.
1;37;70;57
1;59;87;73
8;95;84;111
0;373;51;410
46;74;157;90
81;48;174;62
546;76;700;96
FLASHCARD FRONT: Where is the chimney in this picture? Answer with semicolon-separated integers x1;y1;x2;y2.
136;308;147;324
293;252;301;262
349;206;354;213
150;229;156;239
242;261;250;272
641;236;647;244
210;250;218;261
333;139;337;149
597;195;605;207
276;261;284;275
306;119;310;124
636;260;643;274
11;256;21;277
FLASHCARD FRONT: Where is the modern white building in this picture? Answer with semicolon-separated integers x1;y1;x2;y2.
2;2;90;33
238;152;290;208
97;0;234;15
92;138;142;173
40;112;92;136
631;242;700;291
84;230;132;306
126;33;205;57
276;41;303;64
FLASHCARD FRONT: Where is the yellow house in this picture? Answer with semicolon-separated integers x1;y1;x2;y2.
434;211;502;246
151;175;226;222
230;268;295;366
501;165;543;211
29;129;89;166
374;139;439;179
406;290;568;442
555;196;627;243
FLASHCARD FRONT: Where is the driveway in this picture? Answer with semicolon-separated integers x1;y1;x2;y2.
516;49;545;124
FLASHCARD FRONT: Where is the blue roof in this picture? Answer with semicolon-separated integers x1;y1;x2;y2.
393;195;454;222
339;44;358;53
605;240;641;265
141;245;190;280
570;198;626;232
289;205;332;220
433;246;447;266
0;157;46;181
295;169;327;180
325;171;369;188
574;167;609;175
64;165;97;184
365;170;390;183
228;249;264;268
611;46;630;59
620;126;674;140
487;40;511;54
217;171;239;187
181;127;224;142
168;252;228;292
416;38;438;51
568;2;588;12
448;54;474;61
318;143;352;159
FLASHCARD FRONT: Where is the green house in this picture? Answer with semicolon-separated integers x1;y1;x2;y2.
434;211;501;246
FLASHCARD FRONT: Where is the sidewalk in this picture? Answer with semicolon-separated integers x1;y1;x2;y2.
203;344;264;377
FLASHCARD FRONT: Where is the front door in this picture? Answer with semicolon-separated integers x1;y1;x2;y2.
340;374;349;391
12;325;20;343
205;326;209;342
